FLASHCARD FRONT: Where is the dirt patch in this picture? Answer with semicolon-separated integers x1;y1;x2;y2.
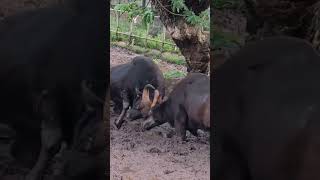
110;46;210;180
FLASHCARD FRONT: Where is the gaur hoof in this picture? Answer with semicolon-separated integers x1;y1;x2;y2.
142;122;149;131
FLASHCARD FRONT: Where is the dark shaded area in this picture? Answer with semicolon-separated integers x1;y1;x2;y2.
213;36;320;180
185;0;210;15
212;0;320;69
0;0;109;179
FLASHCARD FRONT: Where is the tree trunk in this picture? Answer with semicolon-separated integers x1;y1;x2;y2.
243;0;320;50
150;0;210;73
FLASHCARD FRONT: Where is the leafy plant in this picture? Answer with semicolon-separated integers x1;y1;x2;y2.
115;0;209;29
142;9;154;28
199;9;210;30
171;0;187;13
114;2;140;21
114;1;154;28
169;0;210;28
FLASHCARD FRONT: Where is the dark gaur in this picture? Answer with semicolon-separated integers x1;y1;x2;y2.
0;0;107;179
111;56;165;129
142;73;210;141
214;36;320;180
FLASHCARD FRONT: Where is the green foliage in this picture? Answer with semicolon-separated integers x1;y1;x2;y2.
115;0;209;29
199;9;210;30
164;70;186;79
162;52;185;65
185;11;200;25
186;10;209;29
114;2;140;21
170;0;210;28
111;31;129;42
114;1;154;28
142;9;154;28
111;0;209;59
146;49;162;58
171;0;187;13
131;45;149;54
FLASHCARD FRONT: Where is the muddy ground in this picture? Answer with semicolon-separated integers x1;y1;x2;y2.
110;46;210;180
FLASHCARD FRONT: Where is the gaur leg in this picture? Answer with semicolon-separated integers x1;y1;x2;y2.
127;108;142;121
174;105;187;141
25;92;62;180
112;98;122;114
114;89;130;129
113;104;122;114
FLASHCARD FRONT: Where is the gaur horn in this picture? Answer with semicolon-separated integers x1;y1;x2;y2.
141;84;156;105
150;89;160;108
144;84;156;90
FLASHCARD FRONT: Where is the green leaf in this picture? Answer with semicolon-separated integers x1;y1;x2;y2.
171;0;186;13
184;10;200;26
142;9;154;27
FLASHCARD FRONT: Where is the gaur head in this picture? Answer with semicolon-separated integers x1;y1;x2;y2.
128;84;163;120
142;97;168;131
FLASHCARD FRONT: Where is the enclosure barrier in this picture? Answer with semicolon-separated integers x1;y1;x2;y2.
110;8;178;52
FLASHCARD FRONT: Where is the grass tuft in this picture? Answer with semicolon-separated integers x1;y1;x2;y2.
164;70;186;79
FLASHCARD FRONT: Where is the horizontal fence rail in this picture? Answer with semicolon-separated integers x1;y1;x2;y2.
110;8;178;52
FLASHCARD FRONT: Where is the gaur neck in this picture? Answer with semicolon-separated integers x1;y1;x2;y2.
158;100;173;126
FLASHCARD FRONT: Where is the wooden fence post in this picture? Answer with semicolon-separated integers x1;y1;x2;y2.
128;19;134;46
145;24;149;48
116;10;120;39
161;25;165;52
